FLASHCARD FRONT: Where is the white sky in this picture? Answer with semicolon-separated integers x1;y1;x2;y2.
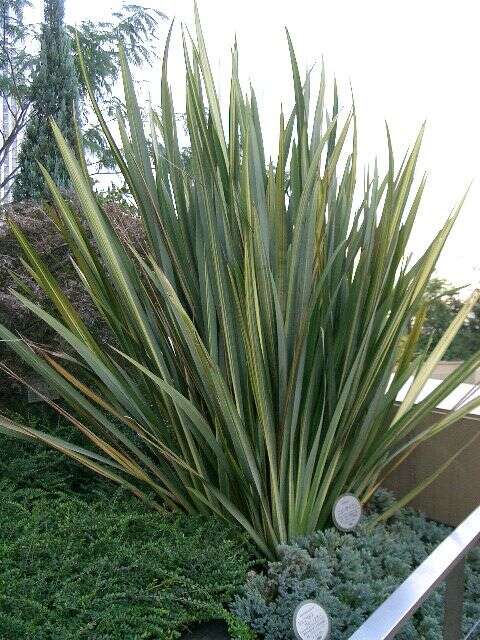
28;0;480;289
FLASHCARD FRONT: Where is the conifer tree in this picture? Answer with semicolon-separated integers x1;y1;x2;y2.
13;0;78;200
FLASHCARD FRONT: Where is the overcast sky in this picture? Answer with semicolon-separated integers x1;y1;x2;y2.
28;0;480;289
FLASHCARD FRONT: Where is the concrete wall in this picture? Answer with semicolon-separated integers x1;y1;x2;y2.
384;409;480;527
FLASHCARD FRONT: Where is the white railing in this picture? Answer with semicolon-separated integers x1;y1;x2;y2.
348;504;480;640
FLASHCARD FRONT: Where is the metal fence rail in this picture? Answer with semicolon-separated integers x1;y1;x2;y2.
348;503;480;640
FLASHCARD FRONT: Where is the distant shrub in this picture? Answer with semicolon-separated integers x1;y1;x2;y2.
232;491;480;640
0;199;143;404
0;410;252;639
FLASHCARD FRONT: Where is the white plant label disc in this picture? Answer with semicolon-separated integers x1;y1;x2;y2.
332;493;362;531
293;600;331;640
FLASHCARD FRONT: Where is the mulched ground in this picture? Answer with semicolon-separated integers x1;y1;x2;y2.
181;620;230;639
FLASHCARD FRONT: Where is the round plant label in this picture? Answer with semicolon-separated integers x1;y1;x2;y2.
332;493;362;531
293;600;331;640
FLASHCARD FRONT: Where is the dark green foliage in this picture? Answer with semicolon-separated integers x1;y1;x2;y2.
71;4;163;105
0;406;109;495
232;491;480;640
0;0;32;97
13;0;78;200
0;0;33;196
418;278;480;360
69;4;165;175
1;2;163;196
0;408;252;639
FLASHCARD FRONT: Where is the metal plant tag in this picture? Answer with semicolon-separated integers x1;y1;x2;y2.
293;600;331;640
332;493;362;532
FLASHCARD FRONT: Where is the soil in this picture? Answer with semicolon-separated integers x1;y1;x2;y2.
181;620;231;640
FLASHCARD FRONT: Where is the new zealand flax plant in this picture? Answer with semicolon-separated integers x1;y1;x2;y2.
1;6;480;558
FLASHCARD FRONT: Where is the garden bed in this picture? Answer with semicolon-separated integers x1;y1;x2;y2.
1;408;479;640
232;491;480;639
0;408;251;639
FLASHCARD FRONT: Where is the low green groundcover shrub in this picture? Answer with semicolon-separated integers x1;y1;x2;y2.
0;410;252;640
232;491;480;640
